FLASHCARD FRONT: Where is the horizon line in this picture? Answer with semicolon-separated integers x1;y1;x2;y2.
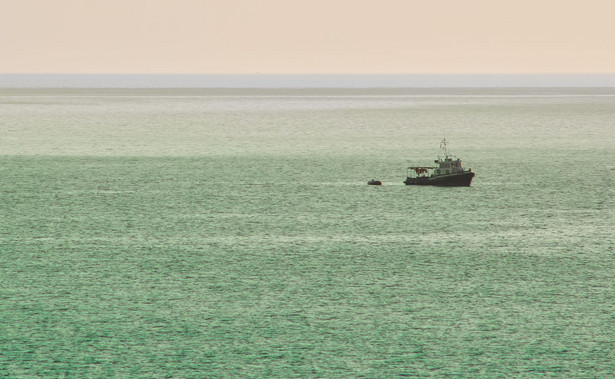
2;73;615;88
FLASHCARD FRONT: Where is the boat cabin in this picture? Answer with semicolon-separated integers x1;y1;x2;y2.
434;157;464;175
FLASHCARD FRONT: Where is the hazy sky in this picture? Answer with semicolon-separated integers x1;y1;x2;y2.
2;0;614;74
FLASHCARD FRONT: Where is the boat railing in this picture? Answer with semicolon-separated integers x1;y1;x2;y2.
407;166;436;177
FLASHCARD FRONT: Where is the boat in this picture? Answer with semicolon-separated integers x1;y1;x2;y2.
368;179;382;185
404;138;475;186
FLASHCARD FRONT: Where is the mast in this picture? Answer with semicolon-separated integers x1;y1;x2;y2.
440;137;450;159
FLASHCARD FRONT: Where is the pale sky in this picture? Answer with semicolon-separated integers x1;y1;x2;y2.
1;0;614;74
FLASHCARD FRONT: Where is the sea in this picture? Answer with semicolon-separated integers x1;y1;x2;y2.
1;87;614;377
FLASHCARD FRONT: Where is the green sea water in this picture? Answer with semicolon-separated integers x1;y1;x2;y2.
1;88;614;377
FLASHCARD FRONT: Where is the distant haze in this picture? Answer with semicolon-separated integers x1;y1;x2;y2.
2;0;615;75
2;74;615;88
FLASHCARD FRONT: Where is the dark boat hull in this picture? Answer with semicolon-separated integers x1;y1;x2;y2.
404;171;475;186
